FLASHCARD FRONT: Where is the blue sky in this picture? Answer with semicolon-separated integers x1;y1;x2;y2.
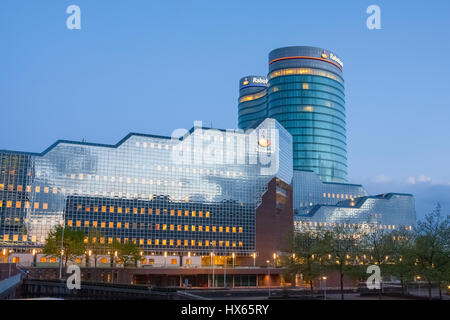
1;0;449;219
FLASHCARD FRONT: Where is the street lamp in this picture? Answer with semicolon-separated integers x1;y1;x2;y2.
232;253;235;268
273;253;277;268
322;276;327;300
266;260;271;297
187;251;191;268
210;252;215;288
31;249;37;267
252;253;256;267
164;251;167;267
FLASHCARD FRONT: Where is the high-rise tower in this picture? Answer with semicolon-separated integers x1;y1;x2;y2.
238;76;269;130
267;46;347;182
238;46;347;182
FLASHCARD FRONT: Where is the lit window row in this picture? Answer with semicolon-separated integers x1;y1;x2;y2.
86;236;244;248
0;200;48;209
322;192;360;200
67;220;243;233
268;67;343;84
239;89;267;103
74;207;211;218
295;220;413;231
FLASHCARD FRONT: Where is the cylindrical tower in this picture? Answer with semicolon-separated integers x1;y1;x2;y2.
267;46;347;182
238;76;269;130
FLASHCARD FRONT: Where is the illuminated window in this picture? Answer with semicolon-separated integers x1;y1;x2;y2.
84;221;89;227
212;226;216;232
117;222;121;228
35;186;40;193
43;203;48;210
205;226;210;232
206;211;210;218
219;227;223;233
15;201;21;208
171;259;177;265
101;222;106;228
40;257;47;263
101;206;106;213
191;240;195;246
303;83;309;89
191;225;196;231
133;208;138;214
76;221;81;227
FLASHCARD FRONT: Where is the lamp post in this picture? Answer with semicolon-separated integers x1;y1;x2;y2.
59;224;65;280
266;260;271;298
232;252;235;268
224;254;227;288
416;276;421;296
32;249;37;267
252;253;256;267
164;251;167;267
210;252;215;288
187;251;191;268
322;276;327;300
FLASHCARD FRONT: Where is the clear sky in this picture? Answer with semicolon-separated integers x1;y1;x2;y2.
1;0;449;219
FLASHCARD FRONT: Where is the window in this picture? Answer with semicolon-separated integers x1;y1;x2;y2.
303;83;309;89
40;257;48;263
171;259;177;265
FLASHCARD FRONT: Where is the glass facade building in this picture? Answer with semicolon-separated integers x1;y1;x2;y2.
292;170;416;231
238;46;348;183
268;47;347;183
0;118;293;257
238;76;269;130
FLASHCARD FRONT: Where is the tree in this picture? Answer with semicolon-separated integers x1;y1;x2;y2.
321;223;364;300
386;228;416;296
117;241;141;268
43;226;85;268
85;229;107;268
283;226;324;296
413;203;450;300
360;226;396;298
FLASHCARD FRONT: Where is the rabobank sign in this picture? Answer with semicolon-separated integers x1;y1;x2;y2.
251;77;268;85
329;53;344;68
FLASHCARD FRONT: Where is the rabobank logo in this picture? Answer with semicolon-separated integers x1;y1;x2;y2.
329;53;344;68
252;77;268;85
243;78;249;86
321;50;328;59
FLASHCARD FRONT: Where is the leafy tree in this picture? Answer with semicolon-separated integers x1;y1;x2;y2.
360;226;395;297
321;223;364;300
412;203;450;300
85;229;107;268
283;226;324;296
117;241;141;268
43;226;85;268
386;228;416;295
108;239;122;267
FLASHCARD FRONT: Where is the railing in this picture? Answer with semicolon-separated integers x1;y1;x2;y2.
0;273;22;299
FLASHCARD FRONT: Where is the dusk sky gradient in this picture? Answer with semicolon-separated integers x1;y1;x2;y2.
1;0;449;219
